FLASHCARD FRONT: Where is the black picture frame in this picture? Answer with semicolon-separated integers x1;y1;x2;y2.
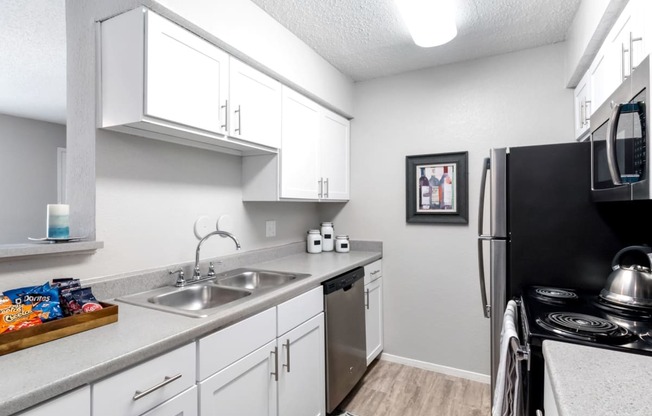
406;151;468;224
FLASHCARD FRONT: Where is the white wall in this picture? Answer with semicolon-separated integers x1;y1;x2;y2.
320;43;573;376
0;114;65;244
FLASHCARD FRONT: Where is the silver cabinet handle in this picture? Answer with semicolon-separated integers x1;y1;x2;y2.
477;158;491;318
370;270;380;276
579;101;585;129
234;105;241;135
282;339;291;372
271;346;279;381
318;178;323;198
365;288;370;309
630;32;643;72
133;373;182;401
622;42;629;81
584;100;591;124
324;178;329;198
220;99;228;132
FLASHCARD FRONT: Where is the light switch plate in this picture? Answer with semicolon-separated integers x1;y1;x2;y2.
265;220;276;238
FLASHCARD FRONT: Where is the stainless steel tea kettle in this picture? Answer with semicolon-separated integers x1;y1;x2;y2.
600;245;652;308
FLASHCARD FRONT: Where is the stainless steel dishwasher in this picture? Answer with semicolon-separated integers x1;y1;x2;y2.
322;267;367;414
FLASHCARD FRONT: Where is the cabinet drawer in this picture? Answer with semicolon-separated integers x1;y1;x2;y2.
19;386;90;416
140;386;197;416
198;307;276;381
277;286;323;335
92;343;195;416
364;259;382;285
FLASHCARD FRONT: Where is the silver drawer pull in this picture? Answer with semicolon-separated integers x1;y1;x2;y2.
283;339;291;373
370;270;380;276
133;373;182;401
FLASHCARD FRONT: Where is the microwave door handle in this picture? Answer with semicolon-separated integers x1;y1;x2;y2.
477;157;491;318
606;103;624;185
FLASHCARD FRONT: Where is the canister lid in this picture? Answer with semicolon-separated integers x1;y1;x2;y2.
335;235;349;239
308;229;321;234
320;222;333;227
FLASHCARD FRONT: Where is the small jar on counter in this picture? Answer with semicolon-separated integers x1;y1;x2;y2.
320;222;334;252
335;235;350;253
307;230;323;253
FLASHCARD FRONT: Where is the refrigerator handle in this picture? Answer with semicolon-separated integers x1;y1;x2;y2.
477;157;491;319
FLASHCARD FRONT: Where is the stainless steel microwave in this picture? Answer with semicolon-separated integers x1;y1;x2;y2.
591;56;649;201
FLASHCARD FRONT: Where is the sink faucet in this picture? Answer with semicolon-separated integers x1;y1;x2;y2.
193;230;241;281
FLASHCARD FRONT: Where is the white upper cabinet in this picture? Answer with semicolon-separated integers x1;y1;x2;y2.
319;109;350;201
145;11;229;135
280;87;321;199
242;87;350;202
100;8;277;155
229;58;282;149
573;70;591;140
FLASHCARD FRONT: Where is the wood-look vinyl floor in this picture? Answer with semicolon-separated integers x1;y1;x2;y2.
338;359;491;416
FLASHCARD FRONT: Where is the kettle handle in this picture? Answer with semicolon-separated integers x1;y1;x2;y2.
611;245;652;270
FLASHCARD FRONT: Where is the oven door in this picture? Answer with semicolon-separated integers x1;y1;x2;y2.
591;57;649;202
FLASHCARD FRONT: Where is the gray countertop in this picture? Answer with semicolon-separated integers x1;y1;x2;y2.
1;249;381;415
543;341;652;416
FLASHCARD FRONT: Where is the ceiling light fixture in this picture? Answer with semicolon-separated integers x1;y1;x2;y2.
394;0;458;48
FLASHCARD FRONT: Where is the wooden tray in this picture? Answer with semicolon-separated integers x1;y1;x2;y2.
0;302;118;356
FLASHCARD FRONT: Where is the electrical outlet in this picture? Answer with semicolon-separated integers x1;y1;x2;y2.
265;220;276;238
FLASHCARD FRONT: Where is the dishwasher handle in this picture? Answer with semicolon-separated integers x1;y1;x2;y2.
322;267;365;295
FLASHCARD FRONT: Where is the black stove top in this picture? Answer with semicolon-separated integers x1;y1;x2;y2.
521;286;652;355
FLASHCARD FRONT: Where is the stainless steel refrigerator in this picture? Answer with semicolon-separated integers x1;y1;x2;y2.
477;141;652;395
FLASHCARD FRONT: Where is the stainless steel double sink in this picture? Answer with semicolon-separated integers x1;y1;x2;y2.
117;268;311;318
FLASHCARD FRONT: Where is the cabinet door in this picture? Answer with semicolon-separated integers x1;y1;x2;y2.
19;386;90;416
573;71;591;140
141;386;197;416
277;313;326;416
319;109;350;201
365;278;383;365
145;11;229;134
279;87;320;199
199;340;277;416
628;0;648;71
229;58;282;148
589;42;620;113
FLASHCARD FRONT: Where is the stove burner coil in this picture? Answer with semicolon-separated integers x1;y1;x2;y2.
547;312;618;333
534;288;578;300
536;312;633;343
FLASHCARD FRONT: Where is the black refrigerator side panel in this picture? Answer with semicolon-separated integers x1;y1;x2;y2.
507;142;624;296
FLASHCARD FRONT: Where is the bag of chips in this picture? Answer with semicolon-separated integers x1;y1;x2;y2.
4;283;63;322
70;287;103;313
0;296;42;334
52;278;82;317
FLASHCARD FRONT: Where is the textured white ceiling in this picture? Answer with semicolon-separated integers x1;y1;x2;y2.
250;0;582;81
0;0;66;124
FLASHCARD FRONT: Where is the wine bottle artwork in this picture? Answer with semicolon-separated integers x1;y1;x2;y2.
419;167;431;209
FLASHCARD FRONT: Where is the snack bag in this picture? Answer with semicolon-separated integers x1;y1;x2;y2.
4;283;63;322
0;296;42;333
70;288;103;313
52;278;82;316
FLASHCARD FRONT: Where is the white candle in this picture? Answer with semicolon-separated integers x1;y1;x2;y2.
47;204;70;239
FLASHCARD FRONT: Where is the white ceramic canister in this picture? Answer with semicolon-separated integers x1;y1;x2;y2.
335;235;350;253
307;230;323;253
320;222;334;252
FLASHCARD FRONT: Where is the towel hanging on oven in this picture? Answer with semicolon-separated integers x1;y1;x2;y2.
492;300;524;416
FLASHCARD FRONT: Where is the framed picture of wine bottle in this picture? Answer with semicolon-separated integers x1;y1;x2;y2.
405;151;468;224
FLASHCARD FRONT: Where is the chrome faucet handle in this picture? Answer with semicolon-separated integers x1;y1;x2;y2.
193;266;201;280
207;262;216;277
169;269;186;287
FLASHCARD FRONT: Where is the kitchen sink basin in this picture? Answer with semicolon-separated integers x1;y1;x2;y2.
213;269;310;290
116;268;311;318
148;284;251;311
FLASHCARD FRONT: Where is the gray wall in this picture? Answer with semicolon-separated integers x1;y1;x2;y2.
0;114;65;244
320;43;573;376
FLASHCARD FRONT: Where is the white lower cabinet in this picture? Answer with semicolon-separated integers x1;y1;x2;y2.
363;260;384;365
92;343;196;416
19;386;90;416
198;286;325;416
277;313;326;416
199;340;277;416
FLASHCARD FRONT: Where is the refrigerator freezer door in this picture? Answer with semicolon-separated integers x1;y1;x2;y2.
490;148;507;238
